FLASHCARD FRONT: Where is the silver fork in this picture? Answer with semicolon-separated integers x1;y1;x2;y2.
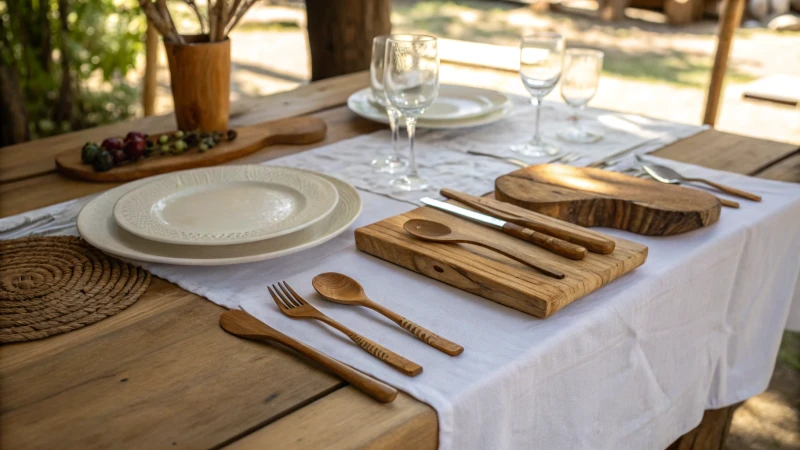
269;282;423;376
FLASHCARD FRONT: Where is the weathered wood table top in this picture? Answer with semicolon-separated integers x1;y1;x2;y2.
1;72;798;449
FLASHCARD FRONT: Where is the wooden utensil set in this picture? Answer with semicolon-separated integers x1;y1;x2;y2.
220;272;464;403
218;163;761;404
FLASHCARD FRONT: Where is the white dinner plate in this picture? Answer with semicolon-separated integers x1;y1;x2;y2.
113;166;339;246
78;169;361;266
350;86;513;129
368;84;512;121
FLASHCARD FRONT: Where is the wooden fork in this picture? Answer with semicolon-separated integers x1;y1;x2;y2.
269;282;423;377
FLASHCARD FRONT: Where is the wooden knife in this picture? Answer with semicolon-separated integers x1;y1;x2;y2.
421;197;588;260
440;189;616;255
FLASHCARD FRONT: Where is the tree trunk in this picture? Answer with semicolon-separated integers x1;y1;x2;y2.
305;0;391;81
0;65;30;147
53;0;75;128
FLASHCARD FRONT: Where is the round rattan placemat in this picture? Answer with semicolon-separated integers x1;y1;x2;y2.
0;236;151;344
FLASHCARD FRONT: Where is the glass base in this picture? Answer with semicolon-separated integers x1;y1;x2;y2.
509;141;559;157
391;174;430;191
372;155;409;174
557;127;603;144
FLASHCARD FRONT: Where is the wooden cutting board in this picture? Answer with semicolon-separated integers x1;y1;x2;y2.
495;164;721;236
55;116;327;182
354;199;648;318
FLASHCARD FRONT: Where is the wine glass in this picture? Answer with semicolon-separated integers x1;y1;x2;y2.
370;35;409;174
383;34;439;191
558;48;604;143
510;32;565;157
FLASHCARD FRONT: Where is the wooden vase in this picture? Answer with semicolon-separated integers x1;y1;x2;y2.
164;35;231;132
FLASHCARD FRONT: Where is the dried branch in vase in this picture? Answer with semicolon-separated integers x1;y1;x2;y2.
139;0;257;43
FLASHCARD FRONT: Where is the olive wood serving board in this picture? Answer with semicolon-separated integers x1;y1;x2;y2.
495;164;721;236
55;116;327;182
354;199;648;318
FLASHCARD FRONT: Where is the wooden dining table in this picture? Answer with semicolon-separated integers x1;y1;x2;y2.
1;71;798;449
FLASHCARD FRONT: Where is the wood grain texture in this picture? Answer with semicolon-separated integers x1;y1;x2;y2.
495;164;721;236
55;116;326;182
164;35;231;131
501;222;587;260
0;107;382;218
667;403;742;450
756;151;800;182
702;0;746;126
224;389;437;450
650;129;799;175
356;204;648;318
0;71;368;184
270;283;423;377
305;0;390;81
403;219;566;279
219;310;398;403
1;71;798;450
0;277;345;449
312;272;464;356
440;189;617;255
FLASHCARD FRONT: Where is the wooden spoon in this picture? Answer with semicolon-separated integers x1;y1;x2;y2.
312;272;464;356
403;219;566;279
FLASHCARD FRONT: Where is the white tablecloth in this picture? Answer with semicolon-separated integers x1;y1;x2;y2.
2;101;799;449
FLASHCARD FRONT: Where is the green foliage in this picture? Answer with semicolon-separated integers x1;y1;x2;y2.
0;0;145;138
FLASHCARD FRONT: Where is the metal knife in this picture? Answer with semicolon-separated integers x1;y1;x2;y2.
420;197;587;260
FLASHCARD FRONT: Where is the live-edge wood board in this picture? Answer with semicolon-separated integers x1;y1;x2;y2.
355;200;648;318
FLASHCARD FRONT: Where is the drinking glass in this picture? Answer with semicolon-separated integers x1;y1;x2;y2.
510;32;565;157
383;35;439;191
558;48;604;143
370;35;409;174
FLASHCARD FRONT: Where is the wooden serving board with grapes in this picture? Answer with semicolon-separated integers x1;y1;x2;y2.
55;116;327;182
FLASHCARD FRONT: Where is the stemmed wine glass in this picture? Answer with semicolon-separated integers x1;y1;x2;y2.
383;34;439;191
558;48;604;143
510;32;565;157
370;35;409;174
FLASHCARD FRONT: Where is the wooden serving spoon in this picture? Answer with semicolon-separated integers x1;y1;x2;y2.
312;272;464;356
403;219;566;279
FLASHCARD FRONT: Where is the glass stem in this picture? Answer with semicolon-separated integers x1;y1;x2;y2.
387;107;400;160
532;96;542;144
573;104;582;131
406;117;418;179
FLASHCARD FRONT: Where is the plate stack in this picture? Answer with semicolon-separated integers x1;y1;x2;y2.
77;166;362;265
348;84;513;129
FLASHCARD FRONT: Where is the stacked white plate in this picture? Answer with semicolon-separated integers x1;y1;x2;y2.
77;166;362;265
347;84;513;129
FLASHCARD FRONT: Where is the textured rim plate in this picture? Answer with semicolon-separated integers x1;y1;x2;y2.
350;87;513;129
368;84;511;121
78;169;362;266
113;166;339;246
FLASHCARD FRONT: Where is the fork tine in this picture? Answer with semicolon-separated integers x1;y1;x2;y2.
268;285;289;310
278;282;303;307
282;282;307;306
277;283;299;308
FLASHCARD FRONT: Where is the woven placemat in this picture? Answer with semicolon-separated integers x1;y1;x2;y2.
0;236;151;344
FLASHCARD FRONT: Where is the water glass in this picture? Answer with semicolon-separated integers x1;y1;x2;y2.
384;34;439;191
370;35;408;174
510;32;565;157
558;48;604;143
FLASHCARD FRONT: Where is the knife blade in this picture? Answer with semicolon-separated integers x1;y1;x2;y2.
420;197;587;260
